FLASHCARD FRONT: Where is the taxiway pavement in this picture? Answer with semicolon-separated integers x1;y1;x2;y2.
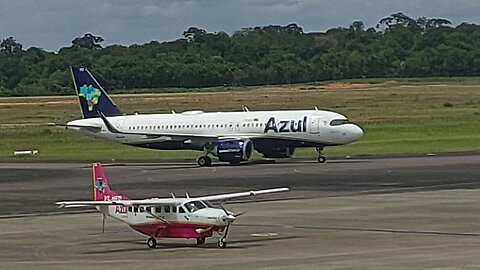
1;155;480;269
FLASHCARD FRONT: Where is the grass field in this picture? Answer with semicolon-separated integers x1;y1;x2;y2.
1;77;479;161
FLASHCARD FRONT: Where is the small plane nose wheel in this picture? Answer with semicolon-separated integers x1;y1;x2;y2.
316;147;326;163
217;223;231;248
197;156;212;167
217;238;227;248
147;237;157;248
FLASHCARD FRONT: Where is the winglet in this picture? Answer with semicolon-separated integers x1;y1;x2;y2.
98;111;122;134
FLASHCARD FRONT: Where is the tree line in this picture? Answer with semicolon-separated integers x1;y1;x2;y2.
1;12;480;96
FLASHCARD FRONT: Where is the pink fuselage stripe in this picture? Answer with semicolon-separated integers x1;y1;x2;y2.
131;222;226;239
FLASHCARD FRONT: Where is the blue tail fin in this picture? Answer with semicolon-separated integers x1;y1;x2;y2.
71;67;123;119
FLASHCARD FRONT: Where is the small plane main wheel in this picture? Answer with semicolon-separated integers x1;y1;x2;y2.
147;237;157;248
197;156;212;167
196;237;206;245
317;156;327;163
217;238;227;248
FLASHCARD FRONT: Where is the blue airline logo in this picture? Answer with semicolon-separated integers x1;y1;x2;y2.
79;84;101;111
263;116;307;133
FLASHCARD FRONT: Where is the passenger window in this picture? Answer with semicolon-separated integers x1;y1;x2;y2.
146;207;151;212
155;206;162;213
128;206;133;212
172;206;177;213
139;206;145;213
165;205;171;213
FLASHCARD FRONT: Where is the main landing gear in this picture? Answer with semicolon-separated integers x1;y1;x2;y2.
197;143;214;167
147;237;157;248
197;156;212;167
316;147;326;163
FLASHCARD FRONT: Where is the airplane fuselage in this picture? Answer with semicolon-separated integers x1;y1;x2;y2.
100;198;231;239
67;110;363;152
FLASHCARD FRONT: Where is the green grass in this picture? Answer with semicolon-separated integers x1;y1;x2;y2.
1;77;479;161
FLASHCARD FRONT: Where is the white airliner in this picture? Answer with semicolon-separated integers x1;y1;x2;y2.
67;67;363;166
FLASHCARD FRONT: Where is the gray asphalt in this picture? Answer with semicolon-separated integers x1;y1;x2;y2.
1;155;479;215
1;155;480;269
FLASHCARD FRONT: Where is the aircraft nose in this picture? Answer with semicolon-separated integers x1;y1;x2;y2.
219;213;236;224
352;124;364;141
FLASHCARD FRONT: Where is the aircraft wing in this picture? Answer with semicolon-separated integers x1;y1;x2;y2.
56;198;183;208
195;187;290;202
56;188;289;208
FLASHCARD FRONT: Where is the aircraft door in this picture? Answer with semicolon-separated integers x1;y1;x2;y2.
309;117;321;134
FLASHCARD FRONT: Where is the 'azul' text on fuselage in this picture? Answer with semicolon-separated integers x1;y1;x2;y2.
263;116;308;133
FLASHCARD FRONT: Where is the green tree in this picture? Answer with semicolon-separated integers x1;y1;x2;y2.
71;33;104;50
0;37;23;54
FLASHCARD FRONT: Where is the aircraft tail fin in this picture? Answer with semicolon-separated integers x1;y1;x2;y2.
71;67;123;119
92;163;129;201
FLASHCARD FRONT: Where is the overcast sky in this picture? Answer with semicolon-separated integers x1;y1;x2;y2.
2;0;480;51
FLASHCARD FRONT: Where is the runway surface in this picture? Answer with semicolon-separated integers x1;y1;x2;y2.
1;155;480;269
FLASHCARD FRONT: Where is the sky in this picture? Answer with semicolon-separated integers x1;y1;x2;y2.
2;0;480;51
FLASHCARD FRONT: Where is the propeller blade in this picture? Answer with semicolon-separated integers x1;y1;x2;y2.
234;211;246;217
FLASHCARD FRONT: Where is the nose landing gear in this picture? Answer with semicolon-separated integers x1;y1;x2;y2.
316;147;326;163
217;223;231;248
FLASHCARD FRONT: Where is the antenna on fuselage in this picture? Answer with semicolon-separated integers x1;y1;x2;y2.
170;192;176;198
314;106;319;111
242;105;250;112
185;192;190;198
172;110;176;114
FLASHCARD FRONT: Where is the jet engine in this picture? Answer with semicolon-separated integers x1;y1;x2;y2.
216;139;253;164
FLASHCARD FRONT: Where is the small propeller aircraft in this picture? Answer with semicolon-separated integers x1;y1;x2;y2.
56;163;289;249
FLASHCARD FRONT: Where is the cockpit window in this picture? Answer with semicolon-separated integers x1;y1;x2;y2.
330;119;350;126
184;201;207;213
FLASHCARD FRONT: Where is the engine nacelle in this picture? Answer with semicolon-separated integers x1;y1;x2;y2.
216;139;253;164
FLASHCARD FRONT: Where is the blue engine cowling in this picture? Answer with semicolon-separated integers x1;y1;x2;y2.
216;139;253;164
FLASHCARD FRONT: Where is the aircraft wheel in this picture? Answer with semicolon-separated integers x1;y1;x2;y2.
147;237;157;248
217;238;227;248
317;156;327;163
197;156;212;167
196;237;206;245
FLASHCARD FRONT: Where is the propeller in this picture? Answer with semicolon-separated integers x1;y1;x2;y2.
219;203;239;223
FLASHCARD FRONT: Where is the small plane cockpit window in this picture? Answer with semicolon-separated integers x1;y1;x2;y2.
330;119;350;126
179;206;186;213
184;201;207;213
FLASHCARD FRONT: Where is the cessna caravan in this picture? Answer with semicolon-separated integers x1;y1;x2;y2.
67;67;363;166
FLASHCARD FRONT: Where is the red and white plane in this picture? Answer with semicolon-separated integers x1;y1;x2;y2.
56;163;289;249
